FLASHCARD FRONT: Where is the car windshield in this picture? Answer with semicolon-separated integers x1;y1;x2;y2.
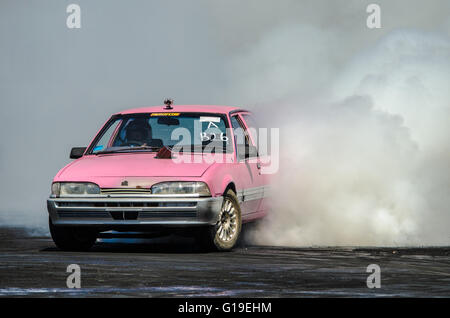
89;112;232;154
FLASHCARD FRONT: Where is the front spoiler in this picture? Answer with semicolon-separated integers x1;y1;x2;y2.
47;195;223;228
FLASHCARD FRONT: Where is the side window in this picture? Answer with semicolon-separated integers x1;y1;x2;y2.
230;115;248;147
231;114;257;159
240;113;259;146
241;113;268;157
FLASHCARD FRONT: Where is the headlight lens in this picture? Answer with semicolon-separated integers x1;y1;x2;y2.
151;182;211;196
52;182;100;197
51;183;60;196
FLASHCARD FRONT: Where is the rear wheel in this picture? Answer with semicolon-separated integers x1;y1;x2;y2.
49;218;97;251
197;189;242;251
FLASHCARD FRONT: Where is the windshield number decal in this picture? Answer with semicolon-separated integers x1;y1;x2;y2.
201;132;229;142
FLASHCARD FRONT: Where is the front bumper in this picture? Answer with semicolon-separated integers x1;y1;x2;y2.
47;195;223;228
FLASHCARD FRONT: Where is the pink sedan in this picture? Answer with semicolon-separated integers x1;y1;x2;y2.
48;101;270;251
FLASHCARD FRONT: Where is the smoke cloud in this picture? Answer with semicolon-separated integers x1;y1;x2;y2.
0;1;449;245
241;28;450;246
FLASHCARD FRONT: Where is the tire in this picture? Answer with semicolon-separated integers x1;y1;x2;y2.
49;218;97;251
197;189;242;251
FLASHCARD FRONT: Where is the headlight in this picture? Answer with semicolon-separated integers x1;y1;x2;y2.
51;183;60;197
51;182;100;197
151;182;211;196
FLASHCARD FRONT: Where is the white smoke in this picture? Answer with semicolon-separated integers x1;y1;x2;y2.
239;28;450;246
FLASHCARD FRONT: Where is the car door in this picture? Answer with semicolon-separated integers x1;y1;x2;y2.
230;113;265;220
239;112;270;217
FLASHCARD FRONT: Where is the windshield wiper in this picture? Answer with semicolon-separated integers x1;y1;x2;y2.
95;146;162;155
170;145;228;153
201;145;227;153
121;146;162;151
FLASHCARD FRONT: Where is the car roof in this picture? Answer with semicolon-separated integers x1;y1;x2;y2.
115;105;249;115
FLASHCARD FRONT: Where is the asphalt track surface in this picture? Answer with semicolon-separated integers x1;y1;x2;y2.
0;227;449;297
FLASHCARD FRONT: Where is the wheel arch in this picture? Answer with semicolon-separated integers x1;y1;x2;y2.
223;181;236;195
219;173;236;196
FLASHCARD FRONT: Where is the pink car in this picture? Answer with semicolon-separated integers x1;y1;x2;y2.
48;102;270;251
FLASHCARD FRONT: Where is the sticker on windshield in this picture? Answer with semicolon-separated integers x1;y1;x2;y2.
199;116;220;123
150;113;180;116
200;132;229;142
200;116;221;129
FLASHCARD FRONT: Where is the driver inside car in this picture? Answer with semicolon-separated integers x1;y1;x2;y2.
121;118;163;148
123;118;151;146
126;126;147;146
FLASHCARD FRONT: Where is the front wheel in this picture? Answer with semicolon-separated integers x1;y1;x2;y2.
49;218;97;251
197;189;242;251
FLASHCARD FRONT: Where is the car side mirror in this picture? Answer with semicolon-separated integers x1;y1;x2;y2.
70;147;87;159
237;145;258;160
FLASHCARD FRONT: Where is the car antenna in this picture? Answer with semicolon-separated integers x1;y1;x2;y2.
164;98;174;110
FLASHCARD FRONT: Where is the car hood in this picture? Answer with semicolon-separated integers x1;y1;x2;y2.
56;153;214;179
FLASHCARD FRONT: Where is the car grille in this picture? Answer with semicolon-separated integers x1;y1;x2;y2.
139;211;197;218
57;211;196;219
57;211;111;218
101;188;152;195
55;200;198;219
56;202;196;208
